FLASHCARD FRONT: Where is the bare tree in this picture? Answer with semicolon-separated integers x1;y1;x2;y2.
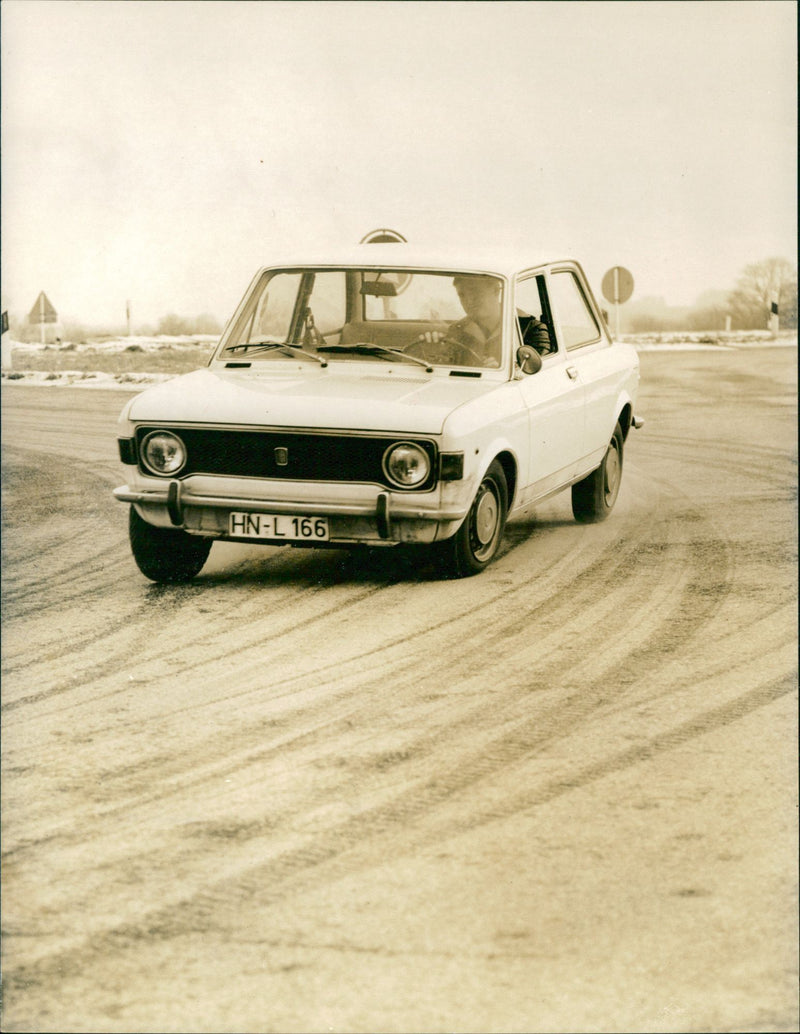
727;257;796;330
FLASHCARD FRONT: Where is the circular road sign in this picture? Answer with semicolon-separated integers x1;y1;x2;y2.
359;228;408;244
360;228;412;294
601;266;634;305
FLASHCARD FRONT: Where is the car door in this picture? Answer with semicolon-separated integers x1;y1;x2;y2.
514;273;586;504
547;266;629;473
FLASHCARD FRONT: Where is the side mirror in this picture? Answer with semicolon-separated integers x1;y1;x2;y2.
516;344;542;376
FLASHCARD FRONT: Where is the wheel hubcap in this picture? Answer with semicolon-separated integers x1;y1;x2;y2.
474;485;499;545
604;443;621;504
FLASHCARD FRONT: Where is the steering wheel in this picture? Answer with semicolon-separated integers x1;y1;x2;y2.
444;322;500;367
448;338;489;367
406;334;491;368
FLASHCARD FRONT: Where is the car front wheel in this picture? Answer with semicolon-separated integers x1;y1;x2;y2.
439;459;508;577
129;506;212;583
572;421;624;523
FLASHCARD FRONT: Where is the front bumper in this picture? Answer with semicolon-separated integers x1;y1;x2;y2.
113;475;472;545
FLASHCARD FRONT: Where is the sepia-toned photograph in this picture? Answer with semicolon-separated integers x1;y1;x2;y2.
1;1;797;1031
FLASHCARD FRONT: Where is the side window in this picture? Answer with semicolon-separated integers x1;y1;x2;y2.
514;275;554;355
548;271;601;350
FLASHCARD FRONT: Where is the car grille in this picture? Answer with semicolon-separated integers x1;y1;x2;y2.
133;426;437;491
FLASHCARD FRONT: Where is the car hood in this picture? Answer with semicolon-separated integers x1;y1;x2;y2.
124;366;502;435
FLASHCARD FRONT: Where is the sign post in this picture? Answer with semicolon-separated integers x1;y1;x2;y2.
768;291;779;337
601;266;634;339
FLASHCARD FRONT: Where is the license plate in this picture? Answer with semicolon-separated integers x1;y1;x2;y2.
228;512;329;541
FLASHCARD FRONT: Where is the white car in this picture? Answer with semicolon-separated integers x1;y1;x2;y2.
114;242;642;581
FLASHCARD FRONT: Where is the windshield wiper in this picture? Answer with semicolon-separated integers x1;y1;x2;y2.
224;341;327;366
316;342;433;372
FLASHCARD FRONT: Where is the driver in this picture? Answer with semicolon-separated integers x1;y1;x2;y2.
410;275;503;367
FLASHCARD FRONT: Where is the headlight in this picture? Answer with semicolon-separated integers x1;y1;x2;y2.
383;442;430;488
141;431;187;476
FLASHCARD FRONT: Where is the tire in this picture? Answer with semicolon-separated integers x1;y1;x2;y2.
439;459;508;577
128;506;212;583
572;421;624;523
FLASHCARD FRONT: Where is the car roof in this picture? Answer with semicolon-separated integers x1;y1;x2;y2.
254;243;579;279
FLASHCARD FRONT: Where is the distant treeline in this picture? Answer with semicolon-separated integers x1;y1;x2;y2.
617;257;797;334
8;311;224;343
6;258;797;341
149;312;223;337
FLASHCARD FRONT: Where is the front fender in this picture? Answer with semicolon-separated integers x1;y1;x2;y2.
439;429;522;522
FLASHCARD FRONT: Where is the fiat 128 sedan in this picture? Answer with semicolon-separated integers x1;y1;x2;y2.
114;243;643;581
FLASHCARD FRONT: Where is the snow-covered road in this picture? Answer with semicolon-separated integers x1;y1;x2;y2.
1;347;797;1032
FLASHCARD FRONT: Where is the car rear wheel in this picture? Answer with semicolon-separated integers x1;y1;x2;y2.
129;506;212;583
439;459;508;577
572;421;624;523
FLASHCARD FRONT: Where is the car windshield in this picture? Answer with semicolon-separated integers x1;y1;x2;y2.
217;268;506;370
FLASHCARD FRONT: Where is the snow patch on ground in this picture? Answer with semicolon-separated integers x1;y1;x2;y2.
1;369;176;389
624;330;798;351
8;334;218;355
1;332;796;389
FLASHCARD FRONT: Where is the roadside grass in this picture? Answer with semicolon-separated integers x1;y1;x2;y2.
9;343;214;377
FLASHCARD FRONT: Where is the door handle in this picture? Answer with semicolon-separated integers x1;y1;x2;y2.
566;366;579;380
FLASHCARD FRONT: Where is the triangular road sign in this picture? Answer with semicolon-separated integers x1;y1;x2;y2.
28;291;58;324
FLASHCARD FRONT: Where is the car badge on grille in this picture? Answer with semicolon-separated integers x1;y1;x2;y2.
274;447;289;467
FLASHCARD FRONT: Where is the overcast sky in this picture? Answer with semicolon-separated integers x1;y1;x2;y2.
1;0;796;328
